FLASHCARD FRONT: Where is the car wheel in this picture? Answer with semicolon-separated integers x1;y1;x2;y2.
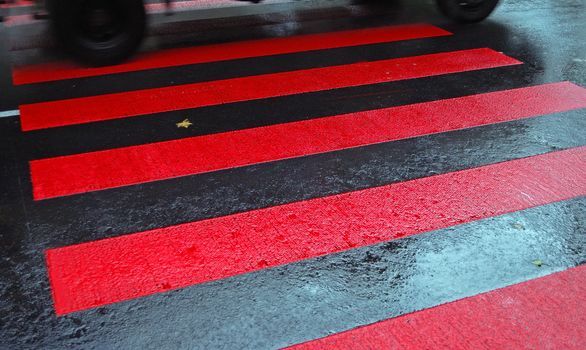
48;0;146;66
436;0;500;23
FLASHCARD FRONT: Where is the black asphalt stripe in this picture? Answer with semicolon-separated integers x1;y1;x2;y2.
5;108;585;248
2;194;585;349
22;65;543;159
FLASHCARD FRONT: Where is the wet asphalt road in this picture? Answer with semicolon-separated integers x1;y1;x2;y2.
0;0;585;348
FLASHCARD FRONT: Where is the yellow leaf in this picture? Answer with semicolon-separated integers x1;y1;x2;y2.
176;119;193;128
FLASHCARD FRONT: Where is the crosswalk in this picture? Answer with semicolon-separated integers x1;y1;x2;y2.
9;19;586;348
46;145;586;315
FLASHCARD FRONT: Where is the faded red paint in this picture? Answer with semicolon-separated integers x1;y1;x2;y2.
12;24;451;85
287;264;586;349
45;146;586;315
29;82;586;200
19;48;521;131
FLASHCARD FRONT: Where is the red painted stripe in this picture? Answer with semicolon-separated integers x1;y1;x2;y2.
19;48;521;131
12;24;451;85
286;264;586;350
45;146;586;314
29;82;586;200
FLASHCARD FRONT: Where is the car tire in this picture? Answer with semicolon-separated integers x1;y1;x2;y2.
48;0;146;66
436;0;500;23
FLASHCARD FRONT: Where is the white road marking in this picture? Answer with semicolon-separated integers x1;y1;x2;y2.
0;109;20;118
